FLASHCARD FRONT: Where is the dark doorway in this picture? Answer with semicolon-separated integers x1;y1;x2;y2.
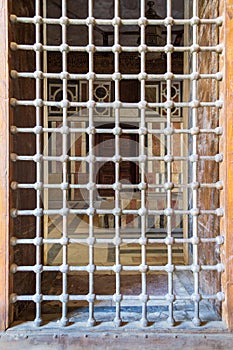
95;124;139;197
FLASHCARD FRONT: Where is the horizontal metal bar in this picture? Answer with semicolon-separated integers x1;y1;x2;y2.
11;15;223;27
11;42;223;54
9;264;225;274
11;236;224;246
10;126;223;137
10;154;223;163
10;98;223;109
10;292;224;304
10;207;224;217
11;70;223;82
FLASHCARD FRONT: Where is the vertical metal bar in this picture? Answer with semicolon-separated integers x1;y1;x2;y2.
34;0;42;327
43;0;49;266
113;0;122;327
191;0;201;327
182;0;191;265
139;0;148;328
60;0;69;327
165;0;175;327
87;0;96;327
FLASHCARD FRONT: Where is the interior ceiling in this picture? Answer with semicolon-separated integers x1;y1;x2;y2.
47;1;184;45
48;0;184;19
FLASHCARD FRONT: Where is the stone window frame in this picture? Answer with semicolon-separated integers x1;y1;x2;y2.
0;1;233;346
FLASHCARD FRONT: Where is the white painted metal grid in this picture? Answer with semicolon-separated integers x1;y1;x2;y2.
9;0;224;328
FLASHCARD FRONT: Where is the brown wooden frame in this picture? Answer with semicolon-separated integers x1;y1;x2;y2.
0;0;233;347
0;0;9;331
221;0;233;331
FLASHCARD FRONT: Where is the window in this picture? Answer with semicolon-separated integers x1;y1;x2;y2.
0;0;231;334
